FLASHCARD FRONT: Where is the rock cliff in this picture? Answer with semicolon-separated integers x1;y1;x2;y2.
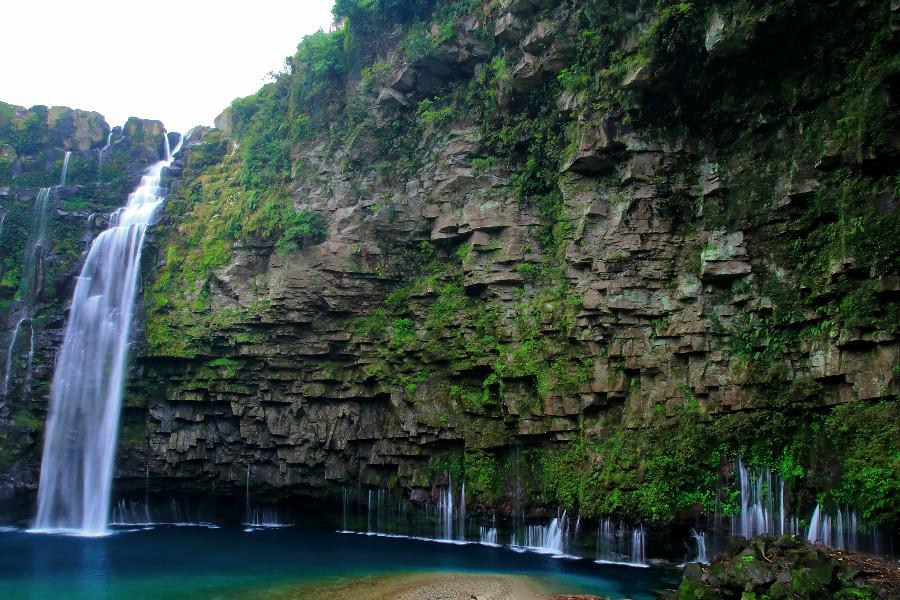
130;0;900;539
0;0;898;551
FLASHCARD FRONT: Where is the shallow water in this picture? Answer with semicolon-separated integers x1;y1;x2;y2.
0;526;678;599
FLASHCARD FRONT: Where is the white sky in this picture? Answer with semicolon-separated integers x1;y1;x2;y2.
1;0;336;134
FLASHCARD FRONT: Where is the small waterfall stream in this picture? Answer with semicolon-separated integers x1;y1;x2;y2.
595;517;649;567
807;504;861;551
97;133;113;176
3;184;54;400
690;528;709;564
60;151;71;186
33;134;183;535
512;510;566;555
731;458;795;538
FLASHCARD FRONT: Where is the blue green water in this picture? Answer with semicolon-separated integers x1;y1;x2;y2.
0;526;679;599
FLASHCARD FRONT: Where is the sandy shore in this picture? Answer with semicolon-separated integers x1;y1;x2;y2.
243;572;557;600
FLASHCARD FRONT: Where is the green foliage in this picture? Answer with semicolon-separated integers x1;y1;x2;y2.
185;130;228;172
729;314;788;365
274;209;327;255
416;98;454;126
464;451;502;503
428;452;464;481
824;401;899;527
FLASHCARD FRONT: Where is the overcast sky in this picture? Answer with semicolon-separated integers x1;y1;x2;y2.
1;1;335;134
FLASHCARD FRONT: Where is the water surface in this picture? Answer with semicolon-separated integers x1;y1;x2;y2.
0;526;678;599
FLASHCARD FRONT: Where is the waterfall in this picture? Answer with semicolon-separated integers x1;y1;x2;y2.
732;458;789;538
438;476;455;540
630;525;646;565
479;525;498;546
458;481;466;540
512;510;566;555
246;507;289;528
595;517;649;567
98;133;113;175
807;504;860;551
33;133;183;535
110;499;152;525
436;476;466;541
690;528;709;564
2;319;30;400
2;186;52;400
21;187;52;306
60;151;71;186
341;487;349;531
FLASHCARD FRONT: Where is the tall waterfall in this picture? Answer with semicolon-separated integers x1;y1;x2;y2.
33;134;182;535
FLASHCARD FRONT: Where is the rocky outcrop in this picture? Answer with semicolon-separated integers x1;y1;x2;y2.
679;537;898;599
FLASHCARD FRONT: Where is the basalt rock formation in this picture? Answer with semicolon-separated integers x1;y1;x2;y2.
0;0;898;556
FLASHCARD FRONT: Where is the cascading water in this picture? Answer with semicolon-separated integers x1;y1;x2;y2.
246;507;290;529
732;458;794;538
479;525;498;546
60;151;71;186
690;528;709;564
595;517;649;567
807;504;863;551
438;477;455;540
630;525;646;565
33;133;183;535
3;185;54;400
2;319;30;401
110;499;152;525
98;133;113;175
512;510;566;555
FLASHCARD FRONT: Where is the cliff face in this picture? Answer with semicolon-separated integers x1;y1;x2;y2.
0;0;897;540
128;0;899;534
0;101;171;511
